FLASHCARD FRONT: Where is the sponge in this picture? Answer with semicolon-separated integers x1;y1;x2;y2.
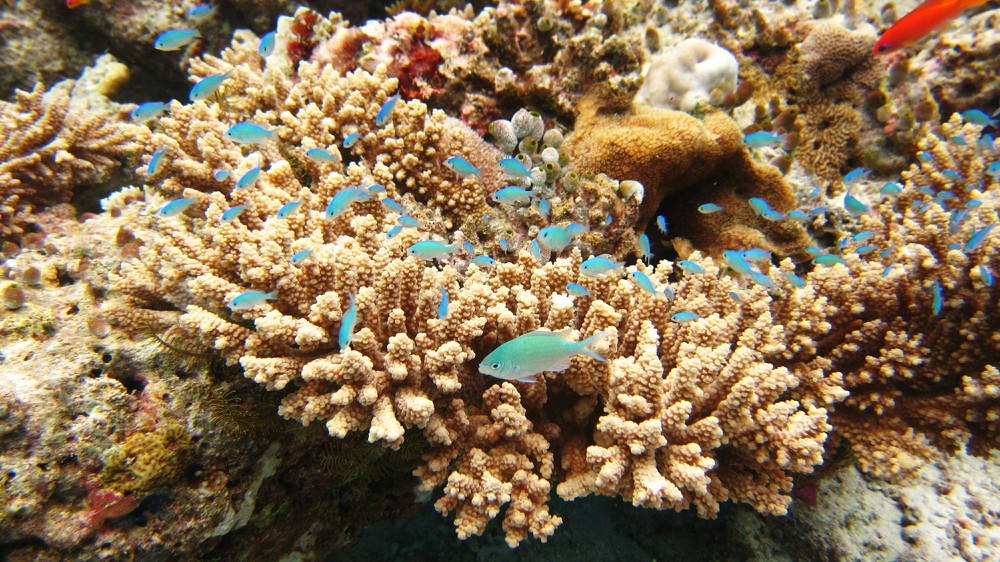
637;38;738;112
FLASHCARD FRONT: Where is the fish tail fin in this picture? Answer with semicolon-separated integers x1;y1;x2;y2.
577;331;610;362
265;290;279;300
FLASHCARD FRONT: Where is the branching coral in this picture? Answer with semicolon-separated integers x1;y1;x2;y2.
0;80;149;239
104;8;1000;551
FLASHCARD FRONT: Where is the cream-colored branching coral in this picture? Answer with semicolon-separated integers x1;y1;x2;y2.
106;11;1000;550
0;80;149;239
811;114;1000;479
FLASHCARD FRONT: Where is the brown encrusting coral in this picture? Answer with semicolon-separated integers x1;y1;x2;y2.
563;93;814;260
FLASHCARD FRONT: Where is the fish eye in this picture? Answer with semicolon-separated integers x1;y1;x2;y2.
490;361;501;370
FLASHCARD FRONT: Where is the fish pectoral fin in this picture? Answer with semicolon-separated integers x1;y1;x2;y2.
547;355;575;373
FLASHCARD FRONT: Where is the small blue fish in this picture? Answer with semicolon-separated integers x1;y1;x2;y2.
535;198;551;219
529;240;543;260
225;123;276;145
931;280;942;315
470;256;496;267
656;216;668;234
537;226;572;252
258;32;276;57
305;148;340;163
978;265;994;286
235;166;261;190
941;169;962;181
637;234;651;263
438;286;449;320
937;190;956;200
603;215;613;227
880;182;903;196
882;264;895;277
343;132;361;148
565;223;589;238
748;197;771;215
444;156;481;178
498;238;509;252
339;294;357;351
387;225;404;238
146;149;167;176
629;271;657;294
671;312;700;323
851;231;876;243
677;260;705;275
722;250;755;276
742;131;784;149
157;198;195;217
498;157;531;178
154;29;201;51
228;289;278;311
729;291;742;303
276;201;301;218
579;256;623;278
783;272;804;288
844;194;869;215
749;270;776;290
189;71;233;102
131;101;170;122
221;205;246;222
813;254;846;267
478;328;608;382
187;3;217;21
698;203;723;214
741;249;772;262
376;94;400;127
986;162;1000;177
809;206;829;217
397;215;423;229
762;210;785;222
662;287;675;300
805;245;824;257
325;188;371;219
290;249;313;264
372;198;401;216
916;151;934;163
963;109;996;127
492;187;533;205
947;243;964;250
213;170;231;181
407;240;460;260
965;225;994;252
917;186;936;197
966;200;983;208
566;283;590;297
462;242;475;254
978;134;996;155
786;210;810;222
843;167;870;185
855;244;877;255
950;135;968;146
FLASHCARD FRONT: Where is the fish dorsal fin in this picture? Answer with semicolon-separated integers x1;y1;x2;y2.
551;327;575;340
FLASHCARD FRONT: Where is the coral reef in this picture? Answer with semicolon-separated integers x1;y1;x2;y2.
2;0;999;558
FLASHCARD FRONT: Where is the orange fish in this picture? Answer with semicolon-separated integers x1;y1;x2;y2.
67;0;91;8
874;0;991;54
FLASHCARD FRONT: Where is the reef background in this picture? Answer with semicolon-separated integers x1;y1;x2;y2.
1;0;999;560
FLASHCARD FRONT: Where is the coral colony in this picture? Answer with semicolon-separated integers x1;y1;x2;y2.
0;0;998;558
